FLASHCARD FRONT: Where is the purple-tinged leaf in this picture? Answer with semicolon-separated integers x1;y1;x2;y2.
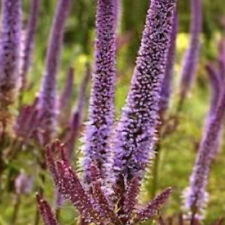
90;165;122;225
123;176;141;221
83;0;119;183
36;194;60;225
38;0;72;146
55;160;103;224
134;187;172;224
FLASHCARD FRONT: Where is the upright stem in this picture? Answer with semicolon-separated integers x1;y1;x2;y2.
11;194;21;225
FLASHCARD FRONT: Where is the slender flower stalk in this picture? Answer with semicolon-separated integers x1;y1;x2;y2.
113;0;177;189
178;0;202;108
58;67;74;112
58;67;75;128
63;65;90;157
205;64;221;115
38;0;72;146
217;39;225;77
83;0;119;182
0;0;22;126
183;69;225;217
21;0;40;90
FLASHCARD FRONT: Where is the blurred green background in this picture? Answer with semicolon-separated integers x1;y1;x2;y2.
1;0;225;224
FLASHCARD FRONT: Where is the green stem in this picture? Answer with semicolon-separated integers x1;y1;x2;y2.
151;142;161;198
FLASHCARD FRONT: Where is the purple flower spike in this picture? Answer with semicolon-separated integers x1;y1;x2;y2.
183;81;225;217
0;0;22;110
38;0;72;145
58;67;75;128
21;0;40;90
159;13;177;115
63;65;91;157
217;39;225;77
179;0;202;104
205;64;221;115
36;194;60;225
83;0;119;182
113;0;177;187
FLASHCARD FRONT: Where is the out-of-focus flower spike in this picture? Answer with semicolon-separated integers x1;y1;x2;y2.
159;13;178;116
14;97;40;142
89;164;122;225
55;160;103;224
21;0;40;90
0;0;22;122
133;187;172;224
36;194;60;225
113;0;177;188
63;65;91;157
183;82;225;217
205;64;221;115
178;0;202;106
58;67;75;127
38;0;72;146
217;39;225;78
83;0;119;182
15;172;33;195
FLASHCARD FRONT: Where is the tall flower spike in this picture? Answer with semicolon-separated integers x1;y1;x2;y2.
217;39;225;77
183;78;225;217
21;0;40;90
36;194;60;225
205;64;221;115
178;0;202;106
83;0;118;182
0;0;22;122
159;13;177;115
58;67;75;128
113;0;177;188
63;65;90;158
38;0;72;146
